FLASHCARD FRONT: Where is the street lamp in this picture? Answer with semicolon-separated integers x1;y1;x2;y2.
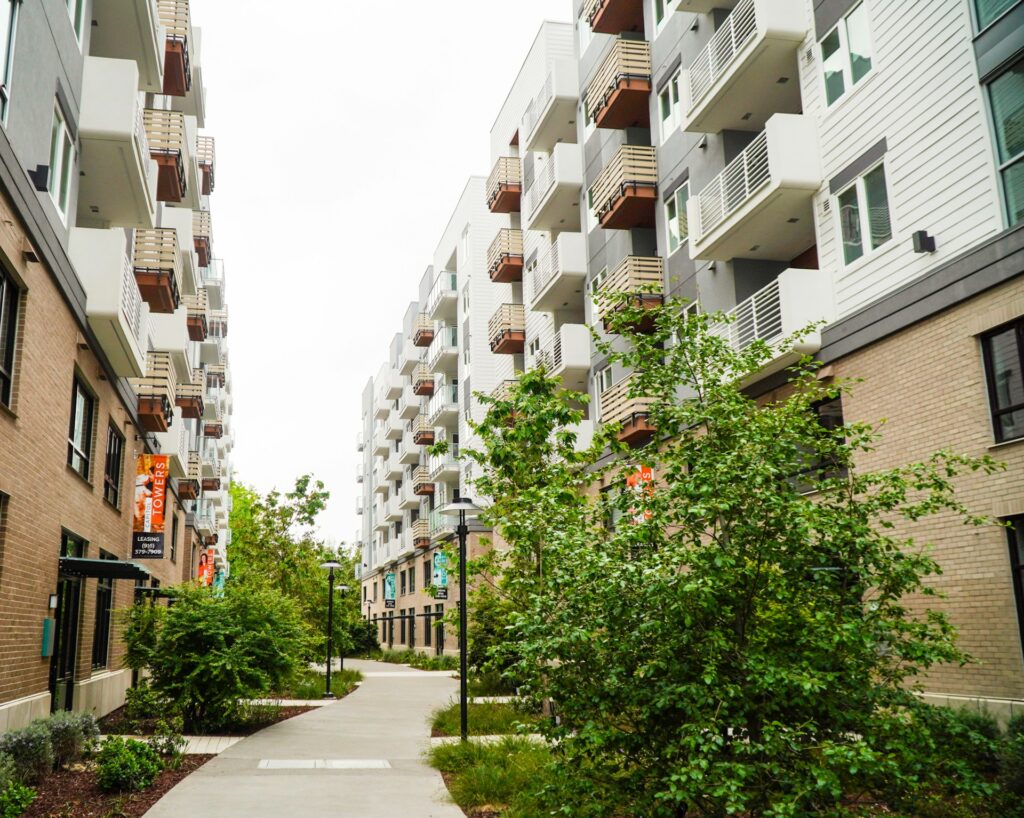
335;584;350;672
319;560;342;699
437;497;483;742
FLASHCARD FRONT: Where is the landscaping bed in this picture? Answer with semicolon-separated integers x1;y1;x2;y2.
21;754;213;818
99;704;316;738
430;701;540;739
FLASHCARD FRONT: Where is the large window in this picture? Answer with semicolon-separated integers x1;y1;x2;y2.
68;377;95;479
48;104;75;221
1006;518;1024;656
989;58;1024;227
103;423;124;507
0;0;19;123
91;552;115;669
665;183;689;255
836;163;892;265
982;319;1024;443
658;69;682;143
975;0;1017;30
654;0;680;29
0;266;17;407
66;0;85;42
821;2;873;106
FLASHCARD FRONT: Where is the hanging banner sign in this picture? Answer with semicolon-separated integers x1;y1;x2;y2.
626;465;655;523
198;548;216;587
132;454;169;559
433;551;449;600
384;572;396;609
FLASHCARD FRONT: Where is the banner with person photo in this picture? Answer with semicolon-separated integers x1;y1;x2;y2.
132;454;169;559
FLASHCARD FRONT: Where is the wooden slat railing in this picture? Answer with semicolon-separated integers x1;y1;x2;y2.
585;38;651;123
590;145;657;222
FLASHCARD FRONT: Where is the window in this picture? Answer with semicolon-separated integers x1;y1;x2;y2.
400;570;407;596
423;605;432;646
836;163;891;265
989;59;1024;227
103;423;124;507
975;0;1016;30
528;337;541;360
665;183;690;255
1007;518;1024;656
399;609;406;643
0;0;19;122
654;0;679;29
170;512;179;563
66;0;85;42
0;266;17;406
982;319;1024;443
67;377;95;479
91;551;115;669
594;366;614;418
48;104;75;220
821;2;872;106
423;559;431;587
658;70;682;142
589;267;608;305
577;10;592;55
408;565;416;594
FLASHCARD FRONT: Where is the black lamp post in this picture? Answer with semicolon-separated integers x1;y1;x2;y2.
319;560;342;699
438;497;482;743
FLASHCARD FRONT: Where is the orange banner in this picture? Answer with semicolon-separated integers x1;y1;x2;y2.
626;465;654;523
132;454;169;559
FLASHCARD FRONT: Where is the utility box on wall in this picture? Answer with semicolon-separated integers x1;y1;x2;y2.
41;618;54;658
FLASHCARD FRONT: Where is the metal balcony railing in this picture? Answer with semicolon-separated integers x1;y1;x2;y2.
590;145;657;223
525;155;559;218
584;38;651;123
413;312;435;347
688;0;757;109
192;209;212;262
693;129;769;242
427;382;458;422
157;0;192;85
711;275;785;352
531;237;565;299
196;134;216;193
523;72;555;143
426;270;457;316
427;326;458;370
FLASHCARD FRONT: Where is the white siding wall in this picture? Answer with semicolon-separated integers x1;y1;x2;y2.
800;0;1003;319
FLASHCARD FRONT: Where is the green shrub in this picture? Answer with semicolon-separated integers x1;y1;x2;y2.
146;719;186;768
42;711;98;768
124;681;172;727
0;723;53;785
0;782;36;818
1007;713;1024;740
0;755;15;794
95;737;163;793
283;668;361;700
1001;732;1024;796
347;619;379;656
430;701;540;737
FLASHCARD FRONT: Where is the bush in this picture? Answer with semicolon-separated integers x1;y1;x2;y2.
124;681;172;727
95;737;162;793
283;668;361;700
1001;732;1024;796
0;723;53;785
347;618;379;656
146;719;186;768
43;711;98;768
1008;713;1024;740
0;755;15;794
0;782;36;818
430;701;540;737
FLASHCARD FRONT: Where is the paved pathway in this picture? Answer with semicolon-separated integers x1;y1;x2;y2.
144;659;463;817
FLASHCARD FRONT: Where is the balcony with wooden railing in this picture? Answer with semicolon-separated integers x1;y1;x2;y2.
585;0;645;34
491;380;518;402
412;518;431;549
157;0;192;96
487;228;524;283
176;372;205;419
488;303;526;355
413;415;435;446
597;256;664;333
143;108;188;202
132;228;181;313
131;351;176;432
590;145;657;230
209;308;228;339
196;134;215;194
204;418;224;439
202;463;222;492
183;288;209;341
486;157;522;214
585;38;651;129
413;312;434;347
179;451;201;500
205;363;226;388
413;466;434;497
413;363;435;397
599;375;656;446
192;209;212;267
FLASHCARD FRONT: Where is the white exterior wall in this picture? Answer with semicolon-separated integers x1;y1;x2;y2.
800;0;1004;319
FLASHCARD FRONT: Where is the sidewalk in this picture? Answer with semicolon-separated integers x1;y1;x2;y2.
144;659;464;818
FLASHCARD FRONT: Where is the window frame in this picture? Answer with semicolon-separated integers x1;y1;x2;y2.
665;182;690;256
102;422;124;508
819;1;874;108
987;58;1024;228
67;375;95;480
981;318;1024;444
91;551;115;670
0;0;20;123
834;161;893;268
658;69;682;143
653;0;680;31
1005;517;1024;658
0;265;18;407
66;0;85;44
48;103;75;221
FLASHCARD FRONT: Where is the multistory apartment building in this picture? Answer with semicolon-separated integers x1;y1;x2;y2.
0;0;235;731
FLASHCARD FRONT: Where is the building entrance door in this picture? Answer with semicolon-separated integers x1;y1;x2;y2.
49;574;82;712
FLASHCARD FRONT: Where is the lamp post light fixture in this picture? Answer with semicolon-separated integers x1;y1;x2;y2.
319;560;343;699
437;497;483;743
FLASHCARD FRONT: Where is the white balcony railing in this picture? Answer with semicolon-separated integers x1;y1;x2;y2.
523;143;583;232
427;382;459;424
427;325;458;371
427;270;458;320
688;0;757;109
695;130;769;240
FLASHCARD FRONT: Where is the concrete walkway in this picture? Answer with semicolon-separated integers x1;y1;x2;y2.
144;659;464;818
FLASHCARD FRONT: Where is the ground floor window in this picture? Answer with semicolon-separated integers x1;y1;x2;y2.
1008;518;1024;656
399;608;406;643
91;552;115;669
423;606;432;646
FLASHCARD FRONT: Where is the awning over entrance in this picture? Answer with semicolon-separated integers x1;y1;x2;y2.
58;557;151;582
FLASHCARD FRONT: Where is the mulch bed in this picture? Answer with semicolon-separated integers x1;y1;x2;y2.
99;705;315;737
22;754;214;818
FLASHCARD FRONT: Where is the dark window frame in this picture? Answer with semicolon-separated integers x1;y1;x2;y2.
981;318;1024;443
0;266;18;407
91;551;115;669
102;422;124;507
170;512;179;564
67;376;95;479
1006;517;1024;657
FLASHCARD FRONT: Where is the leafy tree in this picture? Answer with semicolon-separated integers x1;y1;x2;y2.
457;292;1004;817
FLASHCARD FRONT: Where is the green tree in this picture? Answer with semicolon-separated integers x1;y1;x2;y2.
458;293;1004;817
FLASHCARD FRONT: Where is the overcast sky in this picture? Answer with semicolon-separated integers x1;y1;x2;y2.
196;2;571;546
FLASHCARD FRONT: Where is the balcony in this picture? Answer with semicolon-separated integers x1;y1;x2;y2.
687;114;821;262
356;496;364;515
429;455;460;485
427;381;459;426
427;325;458;373
413;364;435;397
382;371;404;401
154;407;188;478
131;351;176;432
206;363;226;388
486;157;522;214
488;303;526;354
372;427;390;456
600;375;655;446
373;394;389;421
530;232;587;313
429;509;457;541
711;268;834;379
157;0;192;97
143;109;189;203
597;256;664;333
133;228;181;313
412;518;431;549
427;270;458;321
209;308;228;339
491;380;517;402
89;0;164;92
183;288;209;341
522;59;579;154
585;0;644;34
399;339;419;376
179;452;201;500
176;372;205;419
398;430;420;464
77;58;157;230
487;229;524;283
677;0;739;16
385;453;402;482
356;462;365;483
196;135;215;194
386;413;404;440
372;471;388;495
67;228;149;377
202;463;222;493
534;324;591;392
203;419;224;439
585;39;651;130
523;143;583;233
413;466;434;497
195;507;215;538
203;260;225;307
399;481;420;510
399;385;420;420
683;0;807;135
357;432;365;453
590;145;657;230
159;205;198;296
413;313;434;347
413;415;435;446
192;210;212;267
168;25;206;127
